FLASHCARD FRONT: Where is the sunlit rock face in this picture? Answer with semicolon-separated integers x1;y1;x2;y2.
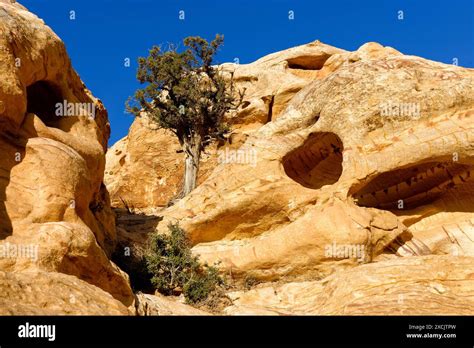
4;0;474;316
106;33;474;314
0;0;134;313
105;41;345;210
136;41;474;315
223;256;474;315
153;41;474;285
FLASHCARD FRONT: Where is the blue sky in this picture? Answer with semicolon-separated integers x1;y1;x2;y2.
21;0;474;146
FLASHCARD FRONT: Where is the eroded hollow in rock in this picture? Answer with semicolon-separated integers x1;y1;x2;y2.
351;161;473;210
283;132;343;189
286;54;331;70
27;81;64;128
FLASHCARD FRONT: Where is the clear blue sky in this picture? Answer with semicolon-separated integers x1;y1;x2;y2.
21;0;474;146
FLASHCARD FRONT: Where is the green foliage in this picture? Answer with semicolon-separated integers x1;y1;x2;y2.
243;275;260;290
183;266;222;304
126;34;243;148
145;223;223;304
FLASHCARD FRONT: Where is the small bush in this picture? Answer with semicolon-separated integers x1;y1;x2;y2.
183;266;222;304
145;223;223;304
243;275;260;290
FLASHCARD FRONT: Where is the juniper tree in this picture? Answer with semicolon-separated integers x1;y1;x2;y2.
144;223;223;304
127;35;243;197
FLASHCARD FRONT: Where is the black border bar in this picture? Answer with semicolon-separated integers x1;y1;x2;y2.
0;316;473;346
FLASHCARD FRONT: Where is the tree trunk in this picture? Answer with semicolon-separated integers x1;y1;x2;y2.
182;135;201;197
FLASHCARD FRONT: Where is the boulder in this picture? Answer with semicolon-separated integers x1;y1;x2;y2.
0;270;131;315
0;0;133;308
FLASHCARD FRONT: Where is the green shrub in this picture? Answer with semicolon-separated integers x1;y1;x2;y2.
183;266;222;304
243;275;260;290
145;223;223;304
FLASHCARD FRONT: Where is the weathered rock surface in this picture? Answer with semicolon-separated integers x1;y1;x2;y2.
154;42;474;284
224;256;474;315
0;0;133;312
0;270;131;315
4;0;474;316
135;293;210;316
105;41;345;210
109;37;474;315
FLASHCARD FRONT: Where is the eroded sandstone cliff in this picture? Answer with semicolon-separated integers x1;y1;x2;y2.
105;41;345;210
108;37;474;314
2;0;474;316
0;0;134;313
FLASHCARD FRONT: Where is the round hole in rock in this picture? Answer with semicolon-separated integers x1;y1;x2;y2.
282;132;343;189
350;160;474;211
26;81;64;128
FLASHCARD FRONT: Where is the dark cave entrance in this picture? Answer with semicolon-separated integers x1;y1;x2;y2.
286;54;331;70
26;81;64;128
350;160;473;211
283;132;343;189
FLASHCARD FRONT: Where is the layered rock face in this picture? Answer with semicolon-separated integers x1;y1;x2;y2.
111;39;474;314
156;41;474;283
3;0;474;316
105;41;345;210
224;256;474;315
0;0;133;313
0;271;132;315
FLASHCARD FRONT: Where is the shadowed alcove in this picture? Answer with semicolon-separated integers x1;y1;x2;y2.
351;160;473;211
26;80;64;129
286;54;331;70
283;132;343;189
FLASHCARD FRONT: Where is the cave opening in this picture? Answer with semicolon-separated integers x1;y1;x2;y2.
351;161;473;211
26;80;64;128
282;132;343;189
286;54;331;70
352;160;474;258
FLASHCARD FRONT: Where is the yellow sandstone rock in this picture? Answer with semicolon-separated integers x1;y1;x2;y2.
108;33;474;315
0;0;133;311
154;41;474;285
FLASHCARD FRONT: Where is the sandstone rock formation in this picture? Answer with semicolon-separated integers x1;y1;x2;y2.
154;41;474;288
224;256;474;315
105;41;345;210
0;270;131;315
107;34;474;314
3;0;474;316
0;0;133;313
